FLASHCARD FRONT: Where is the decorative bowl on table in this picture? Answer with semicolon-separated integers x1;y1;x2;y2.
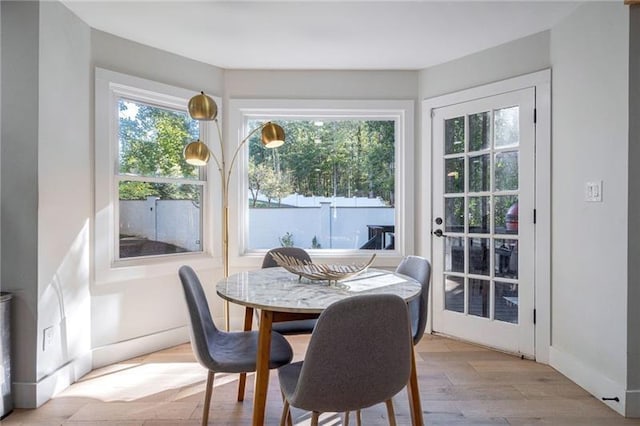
270;252;376;283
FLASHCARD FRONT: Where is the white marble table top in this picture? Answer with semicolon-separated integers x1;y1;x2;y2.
216;267;421;314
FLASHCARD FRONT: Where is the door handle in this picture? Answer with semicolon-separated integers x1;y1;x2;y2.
433;229;443;237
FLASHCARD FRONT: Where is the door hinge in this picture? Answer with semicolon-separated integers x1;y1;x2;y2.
533;309;537;325
533;209;537;224
431;108;435;118
534;108;537;124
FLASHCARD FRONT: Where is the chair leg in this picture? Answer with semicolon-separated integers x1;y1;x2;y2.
385;399;397;426
311;411;320;426
279;399;290;426
202;371;215;426
343;411;350;425
237;373;247;401
238;306;254;402
356;409;362;426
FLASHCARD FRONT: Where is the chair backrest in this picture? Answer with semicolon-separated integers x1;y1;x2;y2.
396;255;432;345
289;294;412;413
261;247;312;268
178;265;220;369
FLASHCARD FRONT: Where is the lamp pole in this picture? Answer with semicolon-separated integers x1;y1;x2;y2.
184;92;285;331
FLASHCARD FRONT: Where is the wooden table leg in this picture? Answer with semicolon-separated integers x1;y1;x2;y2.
407;346;424;426
238;307;254;402
253;309;273;426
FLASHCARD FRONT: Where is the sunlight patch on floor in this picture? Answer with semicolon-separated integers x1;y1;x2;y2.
57;362;244;402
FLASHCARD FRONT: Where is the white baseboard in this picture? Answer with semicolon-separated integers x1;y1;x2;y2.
549;346;625;415
91;326;189;369
626;390;640;417
12;352;92;408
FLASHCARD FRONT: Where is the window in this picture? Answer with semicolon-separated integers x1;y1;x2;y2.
95;69;216;279
117;98;204;259
229;99;414;260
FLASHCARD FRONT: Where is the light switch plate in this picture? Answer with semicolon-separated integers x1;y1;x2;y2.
43;326;55;351
585;181;603;202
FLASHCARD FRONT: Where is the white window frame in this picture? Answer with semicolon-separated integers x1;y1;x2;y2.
94;68;218;283
227;99;415;269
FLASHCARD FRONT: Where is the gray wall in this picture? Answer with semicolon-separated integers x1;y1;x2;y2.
1;1;93;407
628;4;640;417
225;70;418;100
92;30;224;98
550;2;630;413
419;30;550;100
1;0;40;395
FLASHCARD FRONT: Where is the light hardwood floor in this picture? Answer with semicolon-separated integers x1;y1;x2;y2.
3;334;639;425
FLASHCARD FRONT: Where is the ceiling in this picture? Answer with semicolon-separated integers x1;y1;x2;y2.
62;1;583;70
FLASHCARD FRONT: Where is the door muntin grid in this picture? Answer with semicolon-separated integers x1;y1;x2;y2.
442;106;520;324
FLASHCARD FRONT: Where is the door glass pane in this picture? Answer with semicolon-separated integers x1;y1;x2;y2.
468;237;490;276
469;111;490;152
468;196;490;234
469;154;490;193
495;151;518;191
445;275;465;313
445;116;465;154
445;158;464;193
445;197;464;233
445;237;464;273
494;106;519;148
495;239;518;279
495;282;518;324
469;279;490;318
495;196;518;235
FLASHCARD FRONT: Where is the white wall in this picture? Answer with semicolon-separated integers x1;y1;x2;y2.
550;2;630;415
90;30;226;365
36;1;92;405
627;5;640;418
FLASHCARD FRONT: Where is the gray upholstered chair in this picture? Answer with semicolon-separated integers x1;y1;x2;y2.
178;265;293;426
396;255;432;345
261;246;312;268
262;247;318;335
278;294;412;426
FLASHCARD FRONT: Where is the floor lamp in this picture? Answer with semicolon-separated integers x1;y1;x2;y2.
184;92;285;330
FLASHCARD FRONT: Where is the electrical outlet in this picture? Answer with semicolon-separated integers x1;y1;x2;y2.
43;326;55;351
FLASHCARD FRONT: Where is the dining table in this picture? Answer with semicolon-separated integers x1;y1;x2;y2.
216;266;425;426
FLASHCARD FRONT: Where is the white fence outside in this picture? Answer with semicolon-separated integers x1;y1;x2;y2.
120;197;395;251
249;203;394;249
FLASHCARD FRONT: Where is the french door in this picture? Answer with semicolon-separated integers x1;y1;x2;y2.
431;88;535;358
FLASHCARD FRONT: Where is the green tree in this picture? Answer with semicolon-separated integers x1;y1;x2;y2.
261;170;293;207
248;161;275;207
118;100;199;200
248;119;395;205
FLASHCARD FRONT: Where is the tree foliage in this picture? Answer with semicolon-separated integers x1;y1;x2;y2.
118;99;200;200
248;119;396;206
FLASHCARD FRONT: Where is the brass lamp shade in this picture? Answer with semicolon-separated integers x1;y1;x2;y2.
261;122;285;148
184;140;210;166
188;91;218;121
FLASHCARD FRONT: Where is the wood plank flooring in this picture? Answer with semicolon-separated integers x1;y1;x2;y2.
3;334;639;425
